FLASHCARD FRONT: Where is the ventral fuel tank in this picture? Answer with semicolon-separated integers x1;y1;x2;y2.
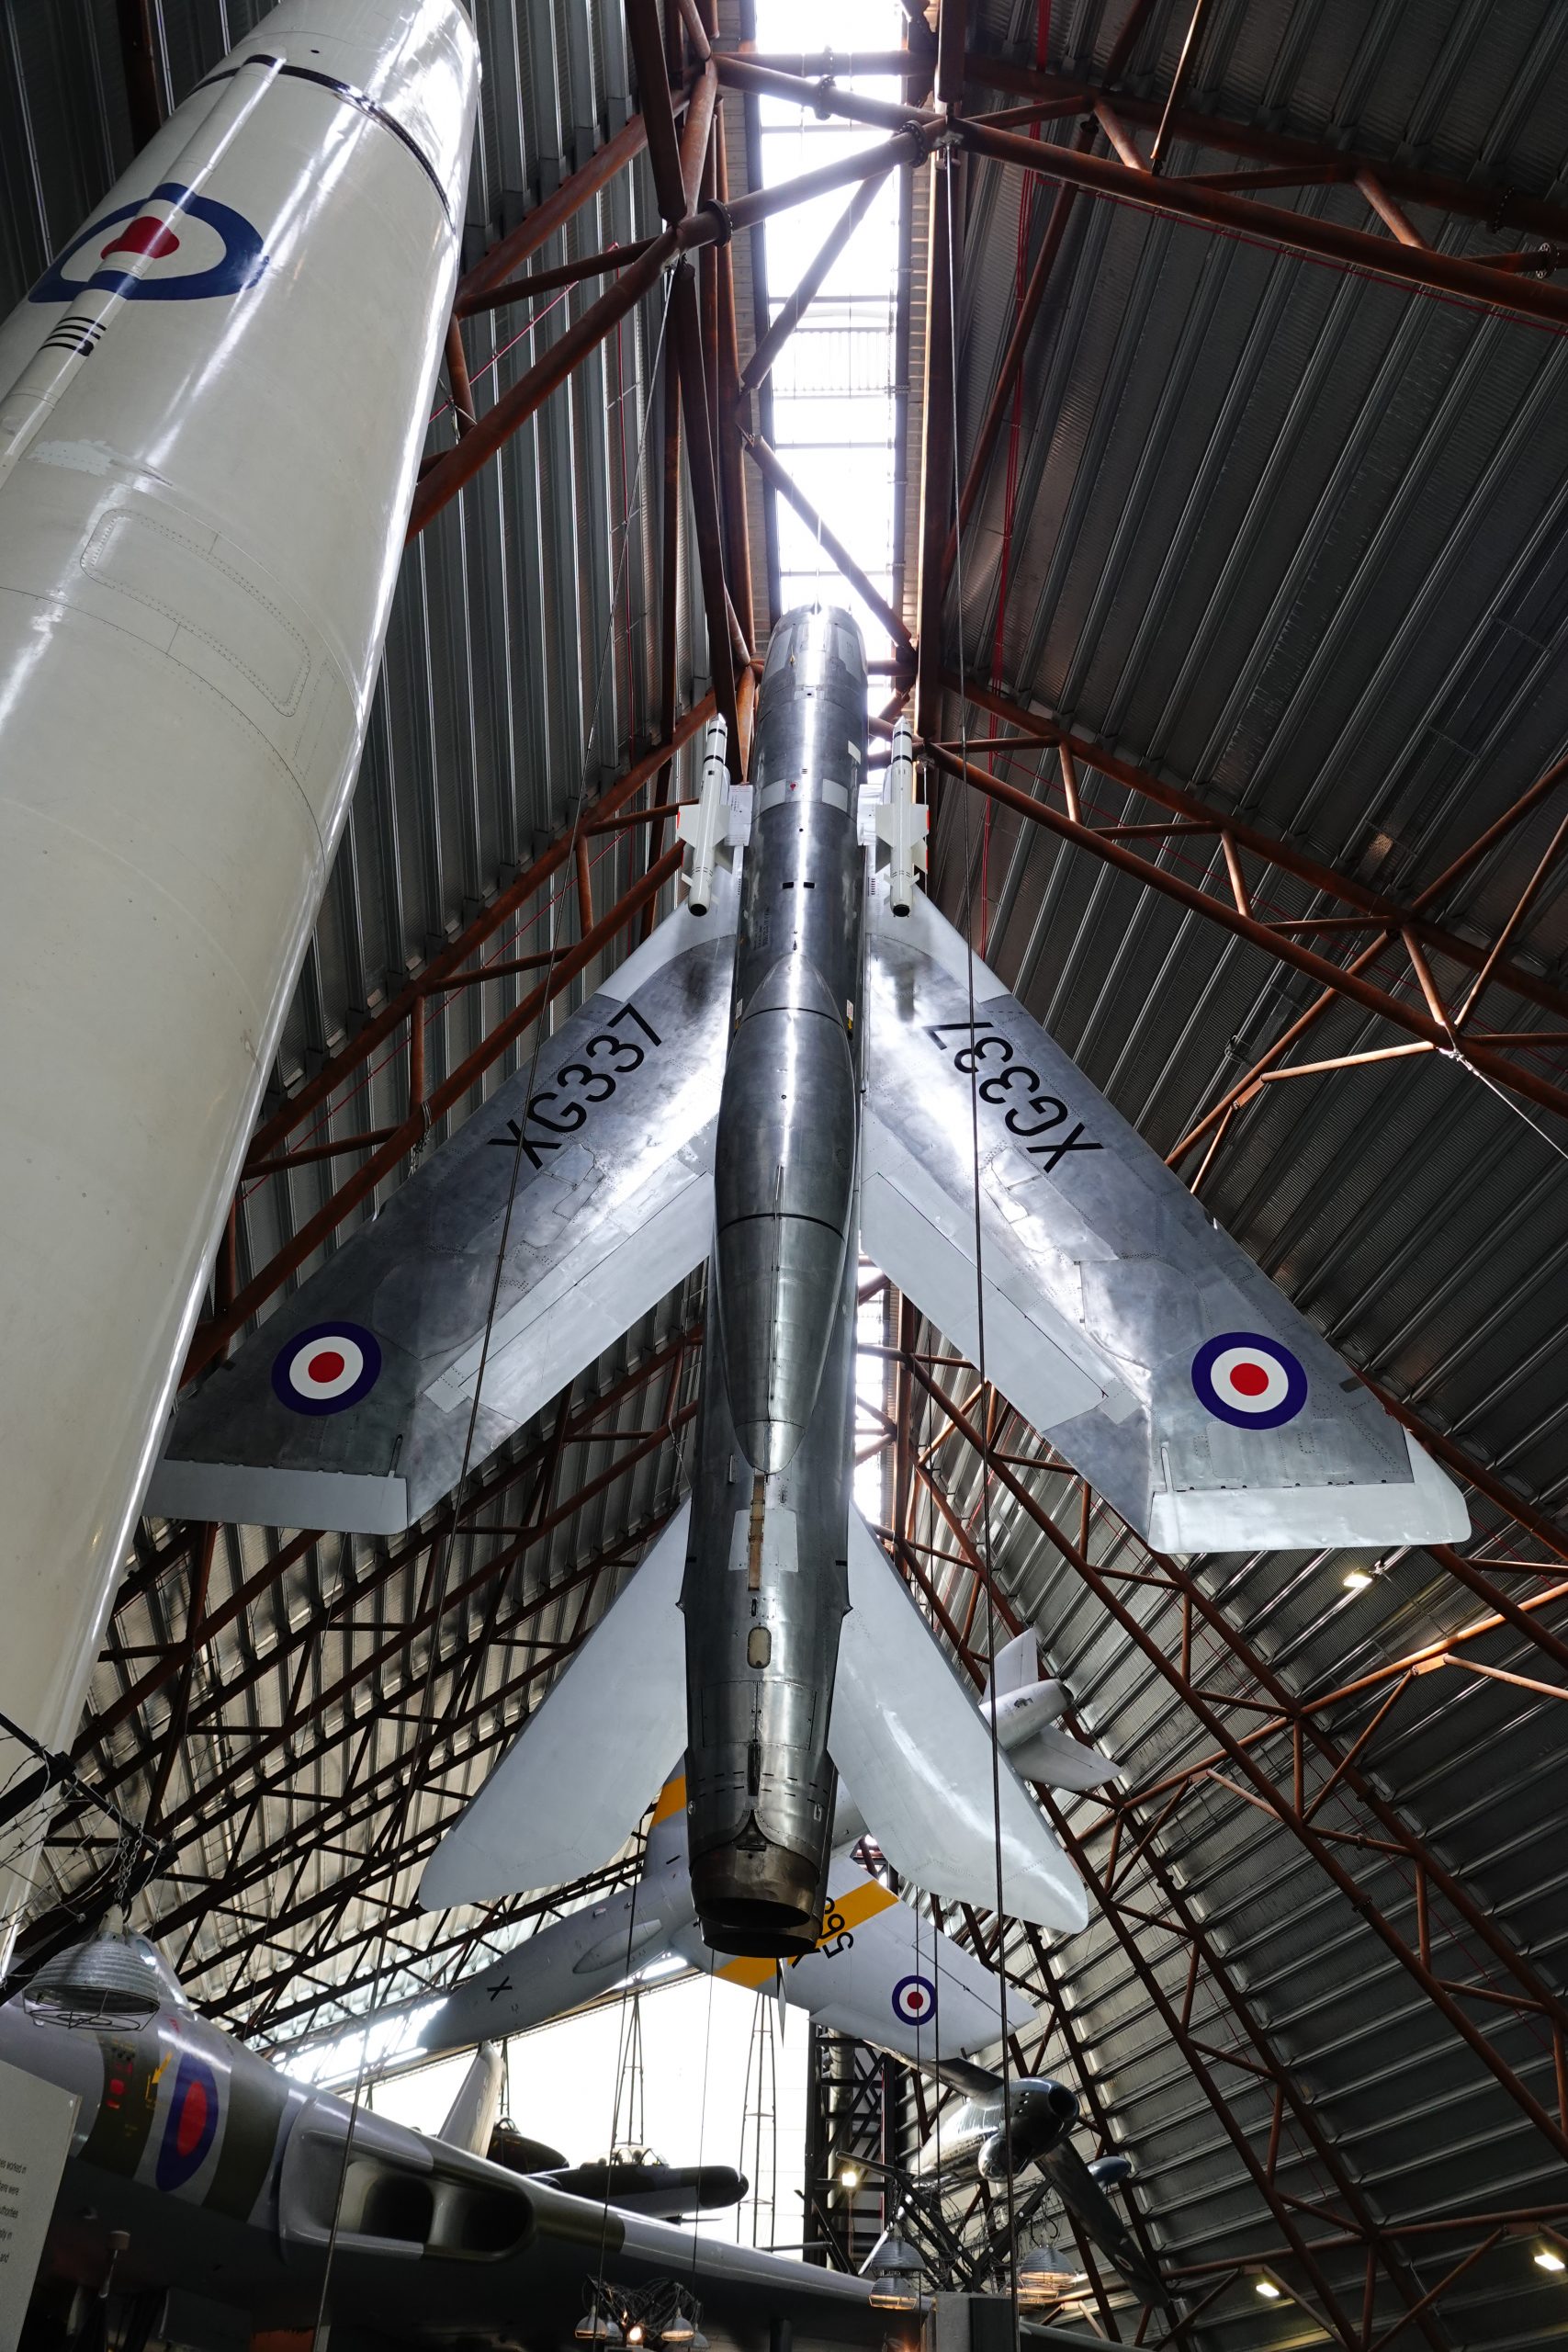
682;607;868;1957
0;2;477;1936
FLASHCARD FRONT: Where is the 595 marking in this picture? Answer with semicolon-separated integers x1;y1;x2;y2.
926;1018;1102;1172
786;1904;852;1968
489;1001;661;1170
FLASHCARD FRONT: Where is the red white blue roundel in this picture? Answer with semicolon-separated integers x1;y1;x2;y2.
30;181;267;304
892;1973;937;2028
155;2052;220;2192
1191;1332;1307;1431
272;1322;382;1416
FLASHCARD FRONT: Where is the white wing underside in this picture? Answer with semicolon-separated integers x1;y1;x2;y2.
422;1500;1085;1934
152;879;739;1536
418;1505;690;1910
837;1514;1087;1930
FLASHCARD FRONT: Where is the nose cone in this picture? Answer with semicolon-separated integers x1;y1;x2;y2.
714;958;856;1471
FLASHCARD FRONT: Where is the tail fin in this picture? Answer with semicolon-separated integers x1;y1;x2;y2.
438;2042;505;2154
984;1628;1038;1702
644;1767;691;1876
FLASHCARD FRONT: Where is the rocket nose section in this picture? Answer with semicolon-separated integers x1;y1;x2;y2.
714;960;857;1471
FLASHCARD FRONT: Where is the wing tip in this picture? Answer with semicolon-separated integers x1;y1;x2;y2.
148;1454;411;1537
1146;1433;1470;1554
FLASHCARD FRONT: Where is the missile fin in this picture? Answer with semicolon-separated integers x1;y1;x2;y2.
984;1628;1038;1702
1009;1724;1121;1792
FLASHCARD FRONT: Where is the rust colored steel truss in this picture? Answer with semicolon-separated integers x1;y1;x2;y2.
714;53;1568;333
868;1312;1567;2339
919;696;1568;1137
886;1360;1568;2271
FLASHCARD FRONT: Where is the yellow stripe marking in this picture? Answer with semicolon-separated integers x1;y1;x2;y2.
716;1877;902;1990
651;1772;687;1826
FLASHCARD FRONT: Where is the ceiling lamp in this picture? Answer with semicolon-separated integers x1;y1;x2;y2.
1255;2278;1283;2300
22;1911;175;2030
1534;2247;1566;2274
866;2238;923;2312
1343;1568;1373;1592
1017;2247;1085;2305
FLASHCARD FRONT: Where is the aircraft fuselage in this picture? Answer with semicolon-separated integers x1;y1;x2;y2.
682;608;869;1956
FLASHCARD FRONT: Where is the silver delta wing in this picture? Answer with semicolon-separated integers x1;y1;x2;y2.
860;883;1467;1553
152;876;739;1534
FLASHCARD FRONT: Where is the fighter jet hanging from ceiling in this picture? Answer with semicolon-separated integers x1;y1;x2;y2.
153;606;1467;1959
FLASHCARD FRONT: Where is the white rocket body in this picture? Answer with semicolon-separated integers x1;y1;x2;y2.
0;0;477;1932
675;715;736;915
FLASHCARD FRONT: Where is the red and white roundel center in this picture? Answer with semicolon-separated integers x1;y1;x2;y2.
288;1337;364;1402
271;1320;383;1416
1209;1345;1292;1414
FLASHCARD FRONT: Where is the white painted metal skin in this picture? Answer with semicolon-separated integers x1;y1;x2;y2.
0;0;478;1935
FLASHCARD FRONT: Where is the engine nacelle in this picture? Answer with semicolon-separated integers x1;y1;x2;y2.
978;2076;1078;2180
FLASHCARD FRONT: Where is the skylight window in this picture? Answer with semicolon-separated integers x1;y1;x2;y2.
751;0;909;667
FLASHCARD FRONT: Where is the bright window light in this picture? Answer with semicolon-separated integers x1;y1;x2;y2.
277;1998;445;2089
854;1278;886;1518
753;0;908;673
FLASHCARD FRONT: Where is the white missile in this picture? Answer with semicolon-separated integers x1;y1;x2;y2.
675;713;740;915
875;714;929;915
0;0;477;1943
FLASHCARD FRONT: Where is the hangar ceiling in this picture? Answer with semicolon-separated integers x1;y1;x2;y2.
3;2;1566;2348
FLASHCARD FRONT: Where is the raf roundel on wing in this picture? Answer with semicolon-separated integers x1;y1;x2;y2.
273;1323;383;1416
892;1973;938;2027
1190;1332;1308;1431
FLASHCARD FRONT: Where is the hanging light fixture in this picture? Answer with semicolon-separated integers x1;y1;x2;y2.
866;2237;922;2312
1017;2246;1085;2305
574;2319;622;2346
23;1910;178;2030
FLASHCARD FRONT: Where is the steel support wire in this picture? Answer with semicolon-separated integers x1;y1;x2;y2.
883;1467;1449;2347
897;1355;1568;2167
